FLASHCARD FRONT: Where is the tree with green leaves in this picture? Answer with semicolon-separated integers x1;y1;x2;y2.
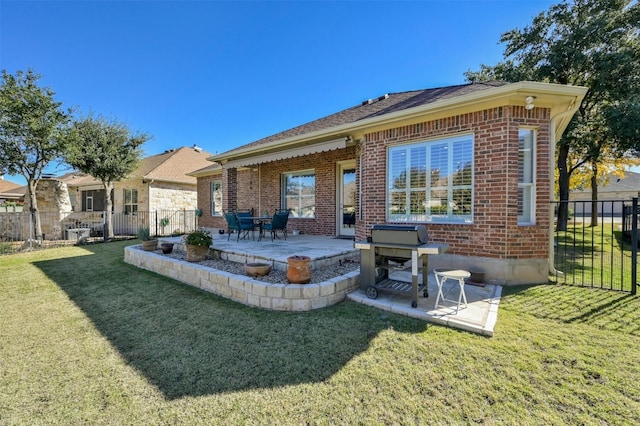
65;115;149;240
465;0;640;229
0;69;71;240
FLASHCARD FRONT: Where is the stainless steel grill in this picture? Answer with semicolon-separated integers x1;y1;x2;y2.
371;224;429;245
356;224;445;308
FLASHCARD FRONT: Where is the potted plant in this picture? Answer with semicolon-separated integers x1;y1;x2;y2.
183;229;212;262
137;226;158;251
160;217;170;234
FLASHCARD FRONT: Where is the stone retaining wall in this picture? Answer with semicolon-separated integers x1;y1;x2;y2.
124;245;360;311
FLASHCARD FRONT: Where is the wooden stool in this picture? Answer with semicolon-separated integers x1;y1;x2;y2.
433;269;470;313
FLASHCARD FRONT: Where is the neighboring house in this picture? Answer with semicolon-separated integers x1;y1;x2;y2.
192;81;587;285
59;145;213;234
0;176;25;207
570;171;640;217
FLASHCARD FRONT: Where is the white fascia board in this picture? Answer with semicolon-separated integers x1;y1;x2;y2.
209;81;587;163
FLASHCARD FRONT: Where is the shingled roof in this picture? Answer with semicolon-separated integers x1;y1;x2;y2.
0;177;24;200
219;81;509;156
61;145;213;186
0;178;22;194
137;145;213;184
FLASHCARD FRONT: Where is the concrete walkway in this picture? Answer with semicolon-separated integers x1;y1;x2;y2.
347;269;502;336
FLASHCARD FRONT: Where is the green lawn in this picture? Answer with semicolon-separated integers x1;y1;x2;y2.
1;241;640;425
554;221;636;291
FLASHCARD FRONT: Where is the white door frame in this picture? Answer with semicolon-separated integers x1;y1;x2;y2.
337;160;357;237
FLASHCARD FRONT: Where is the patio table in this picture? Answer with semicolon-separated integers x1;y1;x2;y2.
247;217;273;242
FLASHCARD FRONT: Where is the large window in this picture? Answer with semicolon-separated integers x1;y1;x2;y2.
282;170;315;218
123;188;138;214
518;129;535;225
81;189;106;212
388;134;473;223
211;180;222;216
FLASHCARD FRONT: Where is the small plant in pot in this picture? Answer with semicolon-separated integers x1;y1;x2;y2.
137;226;158;251
160;217;170;234
183;229;213;262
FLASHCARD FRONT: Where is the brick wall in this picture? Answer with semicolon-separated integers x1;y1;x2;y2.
196;147;357;235
252;147;357;235
197;105;551;262
196;174;224;229
357;105;551;260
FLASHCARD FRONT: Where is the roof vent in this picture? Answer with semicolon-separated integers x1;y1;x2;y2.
362;94;389;106
193;144;202;152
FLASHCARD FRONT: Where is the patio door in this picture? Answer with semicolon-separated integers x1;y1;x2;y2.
337;161;356;237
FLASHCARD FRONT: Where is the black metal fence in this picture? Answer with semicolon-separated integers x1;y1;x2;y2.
0;209;199;255
552;199;638;294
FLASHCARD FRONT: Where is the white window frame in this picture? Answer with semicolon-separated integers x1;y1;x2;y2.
387;134;474;224
282;169;316;218
518;128;536;225
210;180;222;216
123;188;138;215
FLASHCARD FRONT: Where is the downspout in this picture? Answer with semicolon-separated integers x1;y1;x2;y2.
147;178;155;233
548;108;578;276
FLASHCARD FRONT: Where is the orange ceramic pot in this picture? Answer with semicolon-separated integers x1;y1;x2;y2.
287;255;311;284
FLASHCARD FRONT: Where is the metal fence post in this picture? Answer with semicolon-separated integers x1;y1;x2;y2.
631;198;638;295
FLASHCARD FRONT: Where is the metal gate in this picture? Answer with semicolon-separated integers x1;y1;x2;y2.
552;198;638;295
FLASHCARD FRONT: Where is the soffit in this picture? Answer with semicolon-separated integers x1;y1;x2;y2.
222;137;348;169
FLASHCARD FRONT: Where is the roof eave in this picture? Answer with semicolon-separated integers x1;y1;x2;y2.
208;81;588;163
187;167;222;178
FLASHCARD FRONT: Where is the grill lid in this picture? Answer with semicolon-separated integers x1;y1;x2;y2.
370;224;429;245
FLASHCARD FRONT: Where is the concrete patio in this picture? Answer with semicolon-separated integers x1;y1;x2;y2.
157;232;502;336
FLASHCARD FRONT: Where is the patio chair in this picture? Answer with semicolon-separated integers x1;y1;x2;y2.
262;209;290;241
237;210;259;236
224;211;256;242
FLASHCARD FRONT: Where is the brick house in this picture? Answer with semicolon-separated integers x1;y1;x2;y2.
193;81;587;284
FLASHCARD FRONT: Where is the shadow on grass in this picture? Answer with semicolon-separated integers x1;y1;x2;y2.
500;284;640;337
33;241;427;399
554;229;634;291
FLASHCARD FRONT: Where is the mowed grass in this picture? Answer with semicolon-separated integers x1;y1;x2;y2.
554;221;636;291
1;241;640;425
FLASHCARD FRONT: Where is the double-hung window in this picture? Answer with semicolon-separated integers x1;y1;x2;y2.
388;134;474;223
282;170;315;218
123;189;138;214
518;129;535;225
210;180;222;216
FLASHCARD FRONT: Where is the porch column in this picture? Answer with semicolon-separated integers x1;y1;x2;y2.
222;167;238;211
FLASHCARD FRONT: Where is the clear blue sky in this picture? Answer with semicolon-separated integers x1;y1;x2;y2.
1;0;557;185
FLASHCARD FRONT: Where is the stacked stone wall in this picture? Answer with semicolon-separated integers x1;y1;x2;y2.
124;245;359;311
